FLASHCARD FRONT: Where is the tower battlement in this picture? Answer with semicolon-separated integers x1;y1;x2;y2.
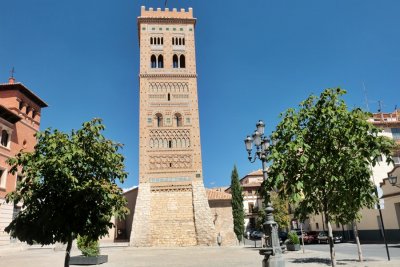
140;6;193;19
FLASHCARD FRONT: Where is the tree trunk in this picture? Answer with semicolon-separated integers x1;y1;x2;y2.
64;235;73;267
326;216;336;267
353;221;363;262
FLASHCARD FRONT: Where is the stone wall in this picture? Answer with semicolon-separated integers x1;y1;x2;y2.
130;183;152;246
192;181;216;245
209;199;237;246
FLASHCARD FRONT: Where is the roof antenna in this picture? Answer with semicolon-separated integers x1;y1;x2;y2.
8;67;16;84
362;82;369;112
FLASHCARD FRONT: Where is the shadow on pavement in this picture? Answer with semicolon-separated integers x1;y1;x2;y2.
290;258;378;266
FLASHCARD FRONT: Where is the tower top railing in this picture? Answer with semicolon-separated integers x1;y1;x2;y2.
140;6;193;19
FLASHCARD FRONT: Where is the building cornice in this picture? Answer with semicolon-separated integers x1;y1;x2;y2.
140;74;197;78
138;17;196;26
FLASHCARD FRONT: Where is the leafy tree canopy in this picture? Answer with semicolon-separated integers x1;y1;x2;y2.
267;88;395;224
5;119;128;266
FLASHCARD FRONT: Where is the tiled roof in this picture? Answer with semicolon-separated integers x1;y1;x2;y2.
246;169;263;176
0;82;48;107
207;189;232;200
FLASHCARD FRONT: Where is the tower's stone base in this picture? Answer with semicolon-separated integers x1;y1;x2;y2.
130;181;216;247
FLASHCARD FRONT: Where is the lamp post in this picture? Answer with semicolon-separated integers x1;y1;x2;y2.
244;120;284;267
388;175;399;188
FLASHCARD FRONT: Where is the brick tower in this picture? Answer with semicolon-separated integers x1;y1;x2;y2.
130;6;216;246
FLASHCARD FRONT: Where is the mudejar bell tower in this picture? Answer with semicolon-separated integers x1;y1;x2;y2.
130;6;216;246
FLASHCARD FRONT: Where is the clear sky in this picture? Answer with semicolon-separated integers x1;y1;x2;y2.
1;0;399;189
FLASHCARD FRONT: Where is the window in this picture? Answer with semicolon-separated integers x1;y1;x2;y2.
168;93;171;101
175;113;182;127
316;223;319;229
173;55;178;68
16;175;24;187
168;140;172;148
32;110;37;119
1;130;9;147
172;38;175;45
150;37;153;45
155;113;163;127
182;38;185;45
151;55;157;68
161;37;163;45
19;101;24;110
248;203;254;213
0;168;7;189
180;55;186;68
26;106;31;115
157;55;164;68
392;128;400;140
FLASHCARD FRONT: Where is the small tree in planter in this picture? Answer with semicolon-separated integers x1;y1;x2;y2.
286;232;300;251
70;235;107;265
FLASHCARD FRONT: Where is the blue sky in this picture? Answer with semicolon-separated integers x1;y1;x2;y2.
1;0;399;189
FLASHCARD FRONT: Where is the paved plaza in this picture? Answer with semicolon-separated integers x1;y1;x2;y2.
1;242;400;267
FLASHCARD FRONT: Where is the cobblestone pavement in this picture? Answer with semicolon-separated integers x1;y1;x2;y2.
1;243;400;267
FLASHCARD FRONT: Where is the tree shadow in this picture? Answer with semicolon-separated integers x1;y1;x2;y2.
290;258;377;265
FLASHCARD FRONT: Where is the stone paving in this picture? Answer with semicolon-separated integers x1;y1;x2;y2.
1;243;400;267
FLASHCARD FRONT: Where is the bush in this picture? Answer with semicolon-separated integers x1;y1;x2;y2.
286;231;300;245
77;235;100;257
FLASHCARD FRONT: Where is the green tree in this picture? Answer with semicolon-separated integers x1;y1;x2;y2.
257;188;290;231
230;165;244;242
267;88;394;267
5;119;128;267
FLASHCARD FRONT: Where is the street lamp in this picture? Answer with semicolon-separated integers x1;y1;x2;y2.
244;120;284;267
388;175;399;188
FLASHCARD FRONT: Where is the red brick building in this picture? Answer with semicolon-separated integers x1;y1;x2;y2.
0;76;47;245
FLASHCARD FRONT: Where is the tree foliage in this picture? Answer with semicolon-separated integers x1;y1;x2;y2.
257;190;290;231
230;165;245;242
266;88;395;266
5;119;128;266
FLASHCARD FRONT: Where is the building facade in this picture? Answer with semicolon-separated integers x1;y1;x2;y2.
0;77;47;246
225;169;264;232
130;6;216;246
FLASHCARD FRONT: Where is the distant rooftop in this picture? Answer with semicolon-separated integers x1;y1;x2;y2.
368;109;400;126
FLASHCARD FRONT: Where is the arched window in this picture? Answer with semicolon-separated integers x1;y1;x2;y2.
175;113;183;127
161;37;163;45
182;38;185;45
172;38;175;45
168;93;171;101
179;38;182;45
157;37;160;45
180;55;186;68
158;55;164;68
168;140;172;148
155;113;163;127
151;55;157;68
1;130;9;147
173;55;179;68
175;37;178;45
150;37;153;45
